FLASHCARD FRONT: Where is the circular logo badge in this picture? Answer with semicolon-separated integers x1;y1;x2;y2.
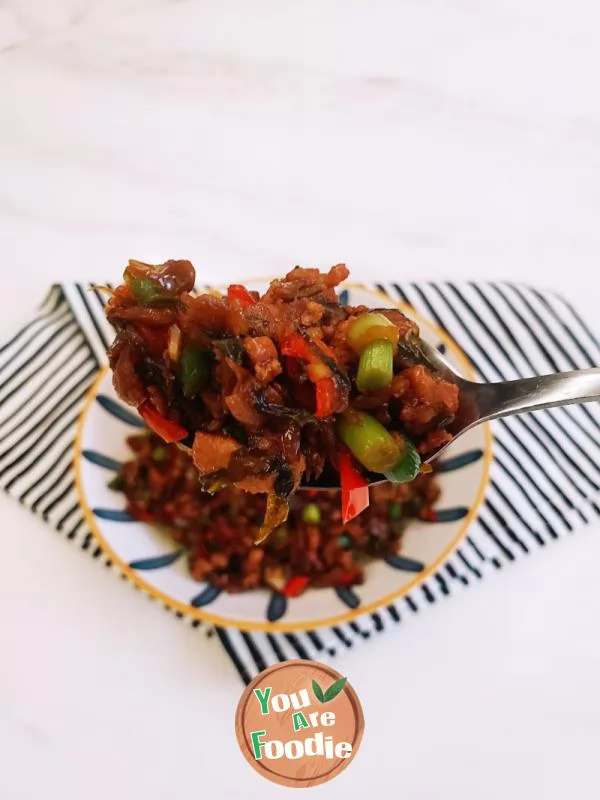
235;659;364;788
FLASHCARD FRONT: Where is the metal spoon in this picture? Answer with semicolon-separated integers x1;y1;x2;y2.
303;338;600;490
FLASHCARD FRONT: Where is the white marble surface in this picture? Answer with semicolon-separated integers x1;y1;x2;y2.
2;1;600;797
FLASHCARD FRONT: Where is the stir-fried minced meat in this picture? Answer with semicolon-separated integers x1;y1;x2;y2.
112;433;440;593
104;259;460;539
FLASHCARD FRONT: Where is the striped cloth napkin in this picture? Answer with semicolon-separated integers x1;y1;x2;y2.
2;280;600;684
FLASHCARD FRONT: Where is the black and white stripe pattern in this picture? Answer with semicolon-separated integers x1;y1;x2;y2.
2;281;600;684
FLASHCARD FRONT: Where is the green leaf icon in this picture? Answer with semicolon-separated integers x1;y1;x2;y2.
323;677;348;703
312;679;325;703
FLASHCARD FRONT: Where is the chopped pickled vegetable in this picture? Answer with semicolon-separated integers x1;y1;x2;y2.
346;312;399;355
123;261;187;306
336;411;401;474
356;339;394;392
126;259;195;295
106;260;459;534
179;345;211;398
114;430;441;594
255;494;289;544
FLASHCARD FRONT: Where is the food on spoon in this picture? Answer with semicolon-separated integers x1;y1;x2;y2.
104;259;459;540
113;432;441;594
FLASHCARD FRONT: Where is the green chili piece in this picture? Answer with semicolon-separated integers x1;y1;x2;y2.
124;272;173;305
179;345;211;398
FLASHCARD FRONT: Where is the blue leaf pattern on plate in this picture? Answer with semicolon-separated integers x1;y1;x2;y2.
438;449;483;472
436;342;447;354
82;450;123;471
266;592;287;622
93;508;133;522
338;289;349;305
431;507;469;523
96;395;146;428
385;554;425;572
191;584;222;607
129;549;185;570
335;587;361;609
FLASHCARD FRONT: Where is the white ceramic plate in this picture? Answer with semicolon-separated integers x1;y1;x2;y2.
74;282;491;632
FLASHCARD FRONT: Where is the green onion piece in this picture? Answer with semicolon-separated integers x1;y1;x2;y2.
124;272;173;306
152;447;167;462
388;502;403;520
384;437;422;484
346;312;399;355
356;339;394;392
302;503;322;524
336;411;401;474
179;345;211;398
338;533;351;548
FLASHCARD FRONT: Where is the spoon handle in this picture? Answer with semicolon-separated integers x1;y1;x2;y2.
473;368;600;422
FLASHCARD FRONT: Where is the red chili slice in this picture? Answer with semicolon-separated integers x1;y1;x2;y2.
128;504;156;523
337;570;359;585
137;325;168;356
339;446;370;524
283;575;310;597
227;284;257;306
315;377;336;418
138;402;188;443
280;333;311;361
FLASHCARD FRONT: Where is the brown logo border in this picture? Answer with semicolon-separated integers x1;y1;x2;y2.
235;659;365;788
